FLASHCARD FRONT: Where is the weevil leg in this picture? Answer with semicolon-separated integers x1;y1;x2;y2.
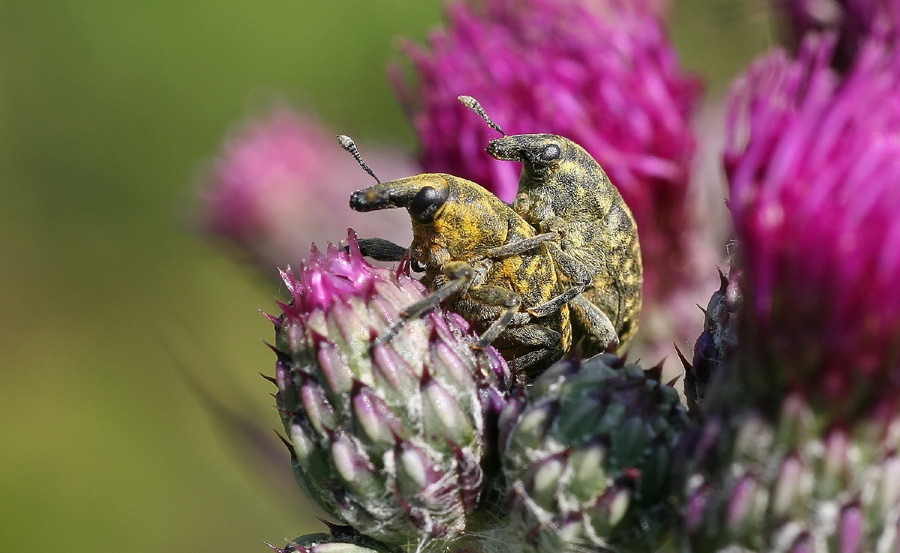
465;284;522;349
484;232;556;258
569;294;619;355
496;325;563;374
534;243;622;353
497;324;562;347
357;237;408;262
526;244;592;318
513;349;557;375
535;215;568;237
372;261;475;347
373;263;473;346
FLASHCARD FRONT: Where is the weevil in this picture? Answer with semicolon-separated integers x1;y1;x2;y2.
340;136;573;374
459;96;643;355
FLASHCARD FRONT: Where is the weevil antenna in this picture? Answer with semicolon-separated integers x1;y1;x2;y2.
337;134;380;183
458;95;506;136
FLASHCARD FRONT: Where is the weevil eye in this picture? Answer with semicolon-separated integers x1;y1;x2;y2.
409;185;448;223
540;143;561;163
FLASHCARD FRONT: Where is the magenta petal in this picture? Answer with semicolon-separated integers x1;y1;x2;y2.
727;34;900;409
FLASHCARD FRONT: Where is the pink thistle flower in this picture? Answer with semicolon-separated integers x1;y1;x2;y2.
681;37;900;552
726;33;900;417
198;106;416;272
779;0;900;69
392;0;704;307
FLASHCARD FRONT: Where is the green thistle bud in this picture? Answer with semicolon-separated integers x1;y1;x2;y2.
267;231;510;552
498;354;693;552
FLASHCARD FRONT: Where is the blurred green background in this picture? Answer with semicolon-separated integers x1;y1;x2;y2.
0;2;772;552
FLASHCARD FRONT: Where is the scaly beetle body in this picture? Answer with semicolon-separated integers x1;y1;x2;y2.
458;95;642;354
350;172;571;374
487;133;643;354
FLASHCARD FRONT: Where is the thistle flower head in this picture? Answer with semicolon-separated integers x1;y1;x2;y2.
393;0;703;302
680;33;900;551
199;106;414;271
270;230;510;552
285;235;376;316
497;354;692;552
725;34;900;418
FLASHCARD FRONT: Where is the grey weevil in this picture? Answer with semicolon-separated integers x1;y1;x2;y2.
459;96;643;355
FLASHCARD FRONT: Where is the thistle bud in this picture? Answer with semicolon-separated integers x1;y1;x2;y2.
498;355;692;552
268;230;510;552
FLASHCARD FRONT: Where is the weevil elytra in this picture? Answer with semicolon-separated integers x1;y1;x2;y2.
340;136;573;374
459;96;643;355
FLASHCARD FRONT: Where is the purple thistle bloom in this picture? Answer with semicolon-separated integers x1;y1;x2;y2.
393;0;703;304
198;106;415;272
725;33;900;416
779;0;900;69
680;33;900;552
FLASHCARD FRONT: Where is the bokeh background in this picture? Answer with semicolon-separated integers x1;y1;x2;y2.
0;2;772;552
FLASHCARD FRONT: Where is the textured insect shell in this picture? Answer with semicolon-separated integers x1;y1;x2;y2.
494;134;643;350
409;173;573;362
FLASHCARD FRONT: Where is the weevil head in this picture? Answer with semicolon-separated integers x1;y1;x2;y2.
487;133;579;182
349;173;450;223
351;173;516;270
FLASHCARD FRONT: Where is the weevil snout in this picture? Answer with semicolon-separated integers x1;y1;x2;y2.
349;188;389;211
350;174;451;223
487;134;564;167
486;136;527;162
